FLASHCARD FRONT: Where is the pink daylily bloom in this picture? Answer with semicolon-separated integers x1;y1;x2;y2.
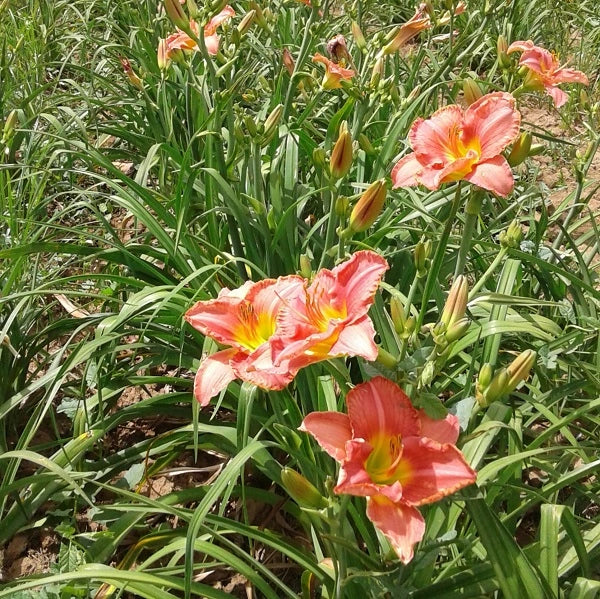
312;53;355;90
184;276;305;406
271;251;389;374
300;376;476;563
164;5;235;59
391;92;521;196
507;40;589;108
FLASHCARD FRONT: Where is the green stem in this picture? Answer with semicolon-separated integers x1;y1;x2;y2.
468;246;508;299
453;210;477;278
318;183;339;269
416;183;463;332
334;494;351;599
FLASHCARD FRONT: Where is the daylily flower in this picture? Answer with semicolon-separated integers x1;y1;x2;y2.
300;376;477;563
163;5;235;59
391;92;521;196
312;53;355;90
184;275;304;406
383;3;431;55
326;34;351;64
271;251;388;373
507;40;589;108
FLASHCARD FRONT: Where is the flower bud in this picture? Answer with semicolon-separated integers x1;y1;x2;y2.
480;367;509;407
335;195;349;217
499;219;522;248
157;39;170;71
164;0;188;30
403;315;416;339
440;275;468;329
528;143;545;157
358;133;375;155
281;468;328;509
351;22;366;51
299;254;312;278
186;0;200;19
244;115;258;137
478;362;494;389
445;317;470;343
497;34;510;69
237;10;256;36
414;240;431;277
119;57;144;91
348;179;387;232
329;121;353;180
282;48;295;75
507;131;532;166
261;103;283;145
370;56;384;88
463;78;483;105
506;349;536;393
390;296;406;335
2;110;19;142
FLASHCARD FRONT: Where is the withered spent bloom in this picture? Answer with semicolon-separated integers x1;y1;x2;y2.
326;34;350;64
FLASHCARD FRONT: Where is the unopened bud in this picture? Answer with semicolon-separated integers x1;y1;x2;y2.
480;367;509;407
329;121;353;180
2;110;18;142
497;35;510;68
370;57;384;88
499;219;522;248
299;254;313;278
358;133;375;155
351;21;366;51
312;147;326;170
403;315;416;339
580;89;590;109
335;195;349;217
507;131;532;166
348;179;387;232
445;317;470;343
237;10;255;36
186;0;200;19
414;240;431;276
164;0;188;30
119;57;144;90
463;78;483;105
249;1;267;28
282;49;295;77
210;0;229;14
281;468;328;509
157;39;170;71
528;143;545;157
390;296;406;335
506;349;536;393
244;115;258;137
478;363;494;389
440;275;468;329
261;103;283;145
404;85;422;106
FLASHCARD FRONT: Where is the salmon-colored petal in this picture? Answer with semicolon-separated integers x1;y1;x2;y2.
398;437;476;506
463;92;520;160
193;348;238;406
409;105;464;166
464;155;514;196
346;377;420;441
518;47;556;74
231;346;295;390
418;412;459;444
438;152;479;184
366;496;425;564
204;33;220;55
205;5;235;35
334;440;404;502
506;40;534;54
329;318;378;361
312;52;330;67
326;250;388;319
552;68;589;85
299;411;352;461
545;85;568;108
391;153;426;189
245;275;305;327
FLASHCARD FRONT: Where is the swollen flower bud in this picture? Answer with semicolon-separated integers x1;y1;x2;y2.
312;147;326;170
506;349;536;393
261;103;283;145
479;367;509;407
281;468;328;509
499;219;522;248
157;39;170;70
507;131;532;166
164;0;188;30
237;10;256;36
329;121;353;180
299;254;312;278
348;179;387;232
351;21;366;51
370;56;384;88
478;362;494;389
390;296;406;335
335;195;349;217
497;34;510;69
2;110;19;142
445;317;470;343
358;133;375;155
463;78;483;105
414;240;431;277
440;275;468;329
